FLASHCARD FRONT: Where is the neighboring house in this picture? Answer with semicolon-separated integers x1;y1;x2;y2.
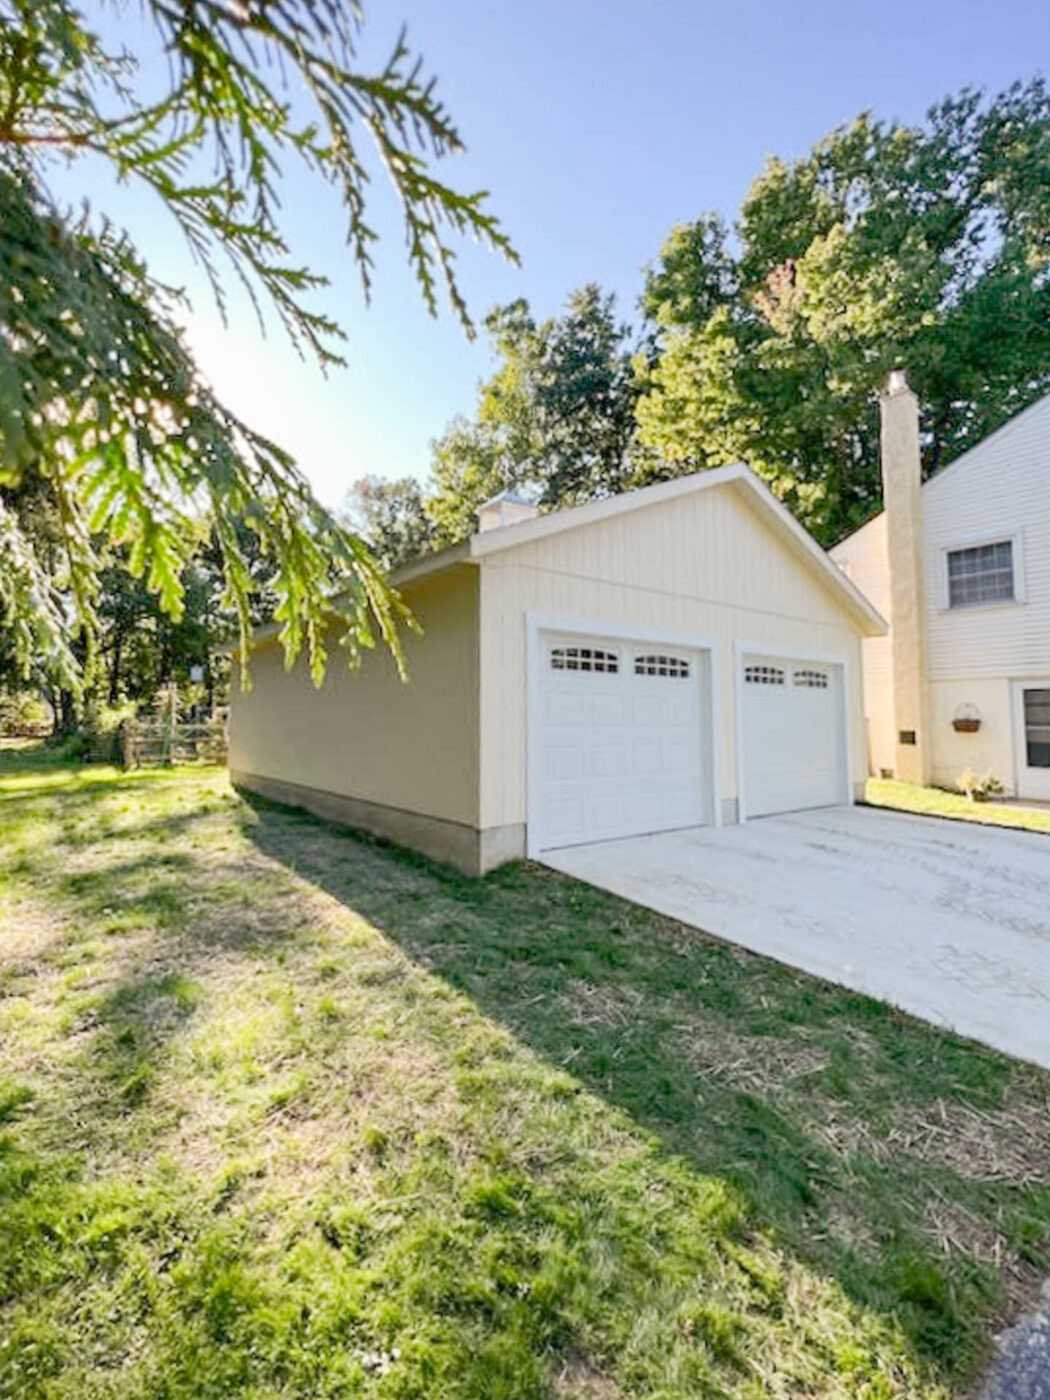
831;375;1050;801
229;464;885;874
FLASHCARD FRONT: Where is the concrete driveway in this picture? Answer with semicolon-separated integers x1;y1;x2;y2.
543;805;1050;1070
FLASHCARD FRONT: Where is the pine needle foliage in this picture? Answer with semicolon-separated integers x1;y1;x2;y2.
0;0;516;686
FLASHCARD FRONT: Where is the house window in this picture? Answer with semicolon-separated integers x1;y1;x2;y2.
744;664;785;685
946;540;1015;608
549;646;619;674
793;668;829;689
634;653;690;679
1024;689;1050;769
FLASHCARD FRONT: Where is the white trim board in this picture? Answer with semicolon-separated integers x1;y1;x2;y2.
936;529;1027;611
1012;678;1050;802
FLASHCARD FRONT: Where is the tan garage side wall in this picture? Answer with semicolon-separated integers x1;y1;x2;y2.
229;566;484;869
478;481;868;832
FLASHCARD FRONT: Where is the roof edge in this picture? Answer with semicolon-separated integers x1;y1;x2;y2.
467;463;750;559
466;463;886;636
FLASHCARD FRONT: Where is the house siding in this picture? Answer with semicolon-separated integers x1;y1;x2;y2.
832;393;1050;792
229;566;481;847
923;395;1050;684
832;513;896;775
479;479;867;832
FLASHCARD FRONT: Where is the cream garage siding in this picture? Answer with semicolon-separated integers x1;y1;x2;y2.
739;653;849;818
480;479;872;839
531;630;712;852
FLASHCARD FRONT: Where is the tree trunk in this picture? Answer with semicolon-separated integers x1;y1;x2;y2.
108;633;124;705
43;689;60;735
58;689;77;734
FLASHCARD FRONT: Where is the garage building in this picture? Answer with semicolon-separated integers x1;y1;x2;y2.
229;464;886;873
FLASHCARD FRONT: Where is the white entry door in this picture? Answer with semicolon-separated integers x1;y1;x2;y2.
1013;682;1050;801
741;654;847;818
533;633;709;852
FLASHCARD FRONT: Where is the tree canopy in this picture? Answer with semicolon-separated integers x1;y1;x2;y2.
342;475;436;574
637;81;1050;544
0;0;514;691
427;285;643;544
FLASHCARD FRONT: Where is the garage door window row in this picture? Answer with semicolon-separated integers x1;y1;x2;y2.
549;645;697;680
549;646;620;673
634;653;691;679
793;668;829;689
744;664;785;686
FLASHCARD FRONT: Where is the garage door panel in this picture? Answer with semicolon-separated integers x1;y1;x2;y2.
632;695;668;726
590;741;629;779
546;797;586;845
630;741;663;776
742;655;846;819
590;695;628;726
535;632;709;851
545;691;589;725
543;743;584;781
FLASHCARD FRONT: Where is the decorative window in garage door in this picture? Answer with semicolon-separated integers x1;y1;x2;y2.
549;645;619;673
744;664;785;685
793;668;829;689
634;653;691;679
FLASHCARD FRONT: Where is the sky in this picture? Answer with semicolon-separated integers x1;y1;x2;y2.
55;0;1050;507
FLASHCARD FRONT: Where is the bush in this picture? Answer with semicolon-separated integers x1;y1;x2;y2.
0;690;51;737
81;698;138;763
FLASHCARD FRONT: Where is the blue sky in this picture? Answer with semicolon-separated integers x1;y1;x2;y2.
59;1;1050;506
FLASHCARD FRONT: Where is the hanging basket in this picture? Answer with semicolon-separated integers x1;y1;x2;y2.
952;704;981;734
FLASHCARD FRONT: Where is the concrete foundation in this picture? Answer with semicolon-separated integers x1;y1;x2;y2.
231;770;525;875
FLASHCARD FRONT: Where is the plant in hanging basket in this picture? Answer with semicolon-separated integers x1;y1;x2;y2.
952;704;981;733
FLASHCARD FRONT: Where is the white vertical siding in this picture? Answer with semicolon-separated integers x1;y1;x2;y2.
479;481;868;830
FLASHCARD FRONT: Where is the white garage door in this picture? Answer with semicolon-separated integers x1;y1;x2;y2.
741;655;847;818
533;633;709;851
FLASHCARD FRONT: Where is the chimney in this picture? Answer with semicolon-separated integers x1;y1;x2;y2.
880;370;929;785
476;492;539;533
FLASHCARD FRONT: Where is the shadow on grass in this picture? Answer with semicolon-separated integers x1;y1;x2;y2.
4;754;1049;1395
240;791;1050;1384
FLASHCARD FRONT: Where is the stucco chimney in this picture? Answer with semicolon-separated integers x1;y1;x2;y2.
880;369;929;784
476;492;539;533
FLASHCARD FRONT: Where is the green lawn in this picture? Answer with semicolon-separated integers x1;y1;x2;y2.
2;748;1049;1398
866;778;1050;835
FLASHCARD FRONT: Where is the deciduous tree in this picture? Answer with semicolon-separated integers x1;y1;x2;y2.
637;81;1050;544
342;475;435;573
427;285;643;544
